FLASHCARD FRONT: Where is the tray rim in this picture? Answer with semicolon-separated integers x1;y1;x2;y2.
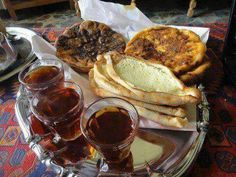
15;85;209;177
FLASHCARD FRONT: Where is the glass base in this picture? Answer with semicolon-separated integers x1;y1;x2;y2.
97;153;134;176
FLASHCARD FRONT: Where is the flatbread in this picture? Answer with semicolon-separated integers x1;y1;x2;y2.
125;26;206;75
89;72;186;117
135;106;188;128
55;20;126;73
178;55;212;84
99;52;201;105
89;73;188;127
92;57;200;106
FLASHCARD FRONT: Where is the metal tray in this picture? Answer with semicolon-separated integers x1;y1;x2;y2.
0;27;36;82
15;84;209;177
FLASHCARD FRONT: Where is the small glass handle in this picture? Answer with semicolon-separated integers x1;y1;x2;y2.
15;93;33;142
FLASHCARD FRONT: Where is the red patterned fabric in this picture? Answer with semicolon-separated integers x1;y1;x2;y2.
0;25;236;177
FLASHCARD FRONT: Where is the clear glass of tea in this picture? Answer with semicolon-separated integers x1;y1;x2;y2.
80;97;139;173
29;113;96;165
30;81;84;141
18;59;64;96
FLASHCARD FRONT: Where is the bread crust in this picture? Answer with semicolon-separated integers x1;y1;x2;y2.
89;72;188;127
102;52;201;104
89;71;186;117
135;106;188;128
125;26;206;75
178;54;212;84
92;54;201;106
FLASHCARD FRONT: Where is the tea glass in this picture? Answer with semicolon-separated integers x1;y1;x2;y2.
18;58;64;97
80;97;139;173
30;81;84;141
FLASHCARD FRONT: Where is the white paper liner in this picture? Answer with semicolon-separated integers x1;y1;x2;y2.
78;0;210;43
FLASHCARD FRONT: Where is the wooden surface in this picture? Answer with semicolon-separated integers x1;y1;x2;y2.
4;0;196;20
3;0;74;20
73;0;196;17
187;0;197;17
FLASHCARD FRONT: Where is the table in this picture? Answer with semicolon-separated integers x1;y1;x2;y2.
3;0;74;20
0;24;235;177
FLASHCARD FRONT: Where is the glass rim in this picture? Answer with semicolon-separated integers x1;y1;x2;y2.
30;81;84;123
18;58;64;88
80;97;140;149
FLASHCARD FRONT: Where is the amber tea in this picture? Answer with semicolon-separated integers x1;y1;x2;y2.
23;66;63;85
31;82;84;141
86;107;133;145
81;97;139;172
19;59;64;95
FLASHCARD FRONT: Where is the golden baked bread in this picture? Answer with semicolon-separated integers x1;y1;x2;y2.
178;54;212;85
134;106;188;128
125;26;206;75
89;70;188;128
201;49;224;95
55;20;126;73
89;69;186;117
92;52;201;106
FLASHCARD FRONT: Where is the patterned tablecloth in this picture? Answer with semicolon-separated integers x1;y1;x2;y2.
0;24;236;177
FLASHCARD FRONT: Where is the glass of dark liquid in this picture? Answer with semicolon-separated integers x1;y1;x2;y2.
80;97;139;174
18;59;64;96
30;81;84;141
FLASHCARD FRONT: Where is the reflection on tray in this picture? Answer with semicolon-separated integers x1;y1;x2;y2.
53;136;96;166
29;115;175;173
132;129;175;170
29;115;96;166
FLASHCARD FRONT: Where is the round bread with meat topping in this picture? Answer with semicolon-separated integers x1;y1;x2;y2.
55;20;126;73
125;26;206;75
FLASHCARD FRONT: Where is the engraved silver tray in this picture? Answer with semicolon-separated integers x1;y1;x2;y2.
15;85;209;177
